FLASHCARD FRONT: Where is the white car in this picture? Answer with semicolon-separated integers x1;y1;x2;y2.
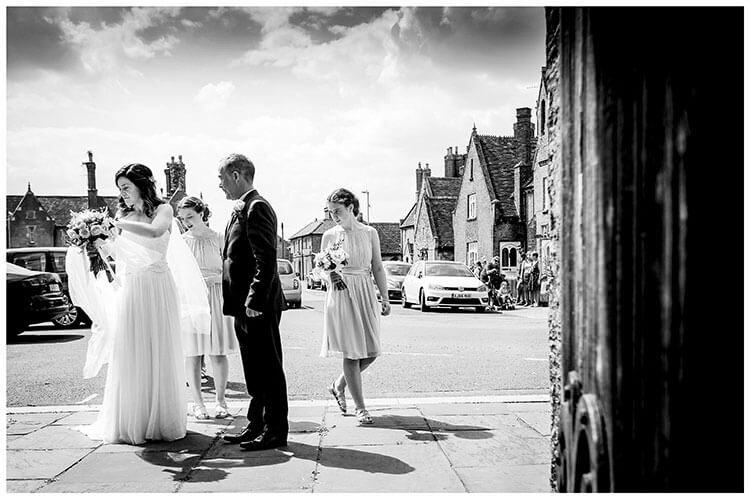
401;260;489;312
277;259;302;309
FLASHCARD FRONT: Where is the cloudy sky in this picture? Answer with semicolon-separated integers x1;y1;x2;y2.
7;6;545;234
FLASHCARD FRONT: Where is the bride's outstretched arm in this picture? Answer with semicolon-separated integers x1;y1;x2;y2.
115;204;173;238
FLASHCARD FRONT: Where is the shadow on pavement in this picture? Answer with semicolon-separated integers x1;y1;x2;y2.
365;414;494;442
181;441;415;484
7;332;85;344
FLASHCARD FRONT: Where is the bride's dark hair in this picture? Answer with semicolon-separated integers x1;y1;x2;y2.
115;163;165;218
327;188;360;217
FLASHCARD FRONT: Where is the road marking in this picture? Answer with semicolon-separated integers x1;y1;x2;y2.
7;392;550;414
524;358;548;362
75;394;98;405
383;351;453;357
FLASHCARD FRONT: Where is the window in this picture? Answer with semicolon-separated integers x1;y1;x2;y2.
470;158;474;181
467;193;477;220
26;210;36;219
26;226;37;245
467;242;478;265
541;224;549;238
526;192;534;222
12;252;46;271
540;100;546;136
501;248;509;267
542;177;549;211
277;261;293;275
509;248;518;267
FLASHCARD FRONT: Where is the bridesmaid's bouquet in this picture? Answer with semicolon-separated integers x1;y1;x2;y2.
66;208;118;282
313;240;349;291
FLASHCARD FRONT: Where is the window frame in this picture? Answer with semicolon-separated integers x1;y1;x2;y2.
467;193;477;220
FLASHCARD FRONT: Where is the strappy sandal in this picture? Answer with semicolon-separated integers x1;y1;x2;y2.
193;404;210;420
214;402;229;419
355;408;373;425
328;382;347;414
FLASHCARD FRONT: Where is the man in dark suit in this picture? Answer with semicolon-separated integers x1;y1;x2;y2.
218;153;288;451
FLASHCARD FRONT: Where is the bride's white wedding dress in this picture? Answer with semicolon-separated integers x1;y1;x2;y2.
67;222;210;445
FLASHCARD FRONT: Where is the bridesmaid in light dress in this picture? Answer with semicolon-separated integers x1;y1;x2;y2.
177;196;239;420
319;188;390;425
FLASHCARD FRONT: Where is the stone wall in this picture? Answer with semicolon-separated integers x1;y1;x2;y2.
544;6;562;491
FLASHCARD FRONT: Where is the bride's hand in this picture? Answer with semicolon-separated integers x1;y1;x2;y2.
381;300;391;316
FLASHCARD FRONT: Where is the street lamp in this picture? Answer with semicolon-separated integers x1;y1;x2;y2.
361;189;371;223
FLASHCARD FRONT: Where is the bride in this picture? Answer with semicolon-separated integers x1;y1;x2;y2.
67;163;210;445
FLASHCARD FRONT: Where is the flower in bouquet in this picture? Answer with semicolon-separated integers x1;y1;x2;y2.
313;239;349;291
66;208;118;282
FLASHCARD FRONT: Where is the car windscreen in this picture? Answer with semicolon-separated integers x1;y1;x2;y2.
9;253;46;272
425;263;474;277
384;264;411;276
277;261;293;275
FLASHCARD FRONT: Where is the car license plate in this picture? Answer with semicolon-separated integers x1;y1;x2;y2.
452;293;470;298
49;283;60;292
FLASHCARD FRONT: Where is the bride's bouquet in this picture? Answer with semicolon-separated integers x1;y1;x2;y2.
66;208;118;283
313;240;349;291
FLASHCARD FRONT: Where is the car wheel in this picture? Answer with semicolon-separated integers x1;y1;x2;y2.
401;289;411;308
52;306;82;329
419;290;431;312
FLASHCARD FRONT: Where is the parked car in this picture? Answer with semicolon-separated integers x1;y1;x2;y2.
306;270;323;290
6;262;71;338
277;259;302;308
374;261;412;302
6;247;92;328
401;260;489;312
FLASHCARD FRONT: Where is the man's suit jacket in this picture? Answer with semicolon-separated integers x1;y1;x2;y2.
222;190;286;317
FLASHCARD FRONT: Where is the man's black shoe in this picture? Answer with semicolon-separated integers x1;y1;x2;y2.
239;433;287;451
222;426;264;444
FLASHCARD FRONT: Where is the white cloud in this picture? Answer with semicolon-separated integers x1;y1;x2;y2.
193;81;236;111
49;7;181;75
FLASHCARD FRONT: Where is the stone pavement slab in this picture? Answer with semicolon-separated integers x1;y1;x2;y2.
42;481;178;493
6;479;48;493
44;449;200;487
518;412;552;437
436;428;550;467
7;413;69;436
7;426;100;450
6;448;94;480
179;443;318;493
454;464;551;492
50;411;99;426
314;441;464;493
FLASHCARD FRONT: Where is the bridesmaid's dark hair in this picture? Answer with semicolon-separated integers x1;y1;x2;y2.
177;196;211;223
327;188;360;217
115;163;165;219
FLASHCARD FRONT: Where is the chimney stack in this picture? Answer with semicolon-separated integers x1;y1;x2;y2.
513;107;534;166
83;150;98;209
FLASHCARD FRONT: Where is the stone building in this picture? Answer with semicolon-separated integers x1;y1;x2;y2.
6;152;118;248
399;203;417;263
163;155;188;212
288;215;336;278
532;66;554;272
402;162;462;261
452;108;537;279
369;222;402;261
7;152;194;248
